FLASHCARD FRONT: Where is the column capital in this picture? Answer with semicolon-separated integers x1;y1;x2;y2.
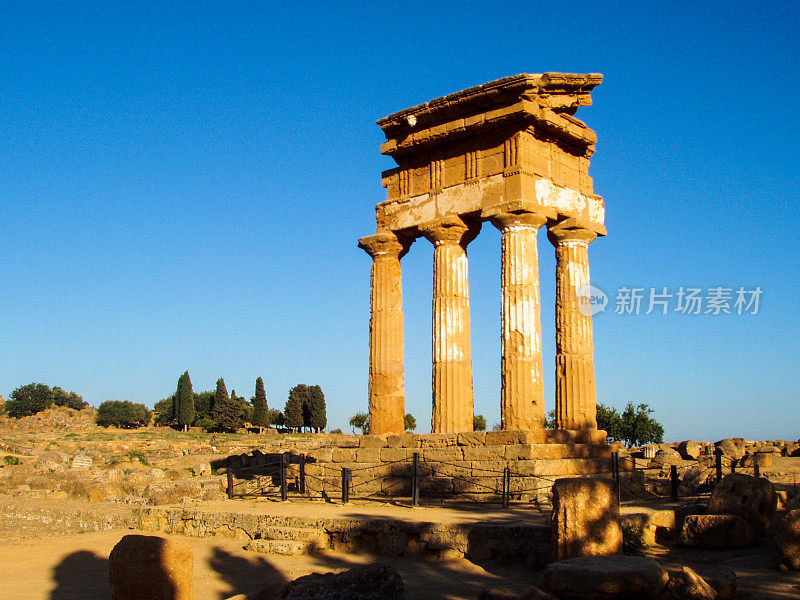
490;211;548;234
420;215;480;247
359;229;412;259
547;220;600;247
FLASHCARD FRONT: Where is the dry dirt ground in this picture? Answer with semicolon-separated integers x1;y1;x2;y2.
1;497;800;600
0;527;536;600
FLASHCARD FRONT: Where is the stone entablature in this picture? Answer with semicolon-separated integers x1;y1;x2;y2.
361;73;607;438
375;73;605;237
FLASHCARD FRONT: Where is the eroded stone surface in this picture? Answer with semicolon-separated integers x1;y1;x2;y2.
680;514;754;548
775;509;800;570
708;473;776;535
666;566;718;600
280;563;404;600
544;555;668;600
551;477;621;560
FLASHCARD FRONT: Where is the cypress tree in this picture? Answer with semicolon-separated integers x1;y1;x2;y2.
284;385;306;431
176;371;194;432
213;378;228;430
308;385;327;432
213;378;243;432
252;377;269;431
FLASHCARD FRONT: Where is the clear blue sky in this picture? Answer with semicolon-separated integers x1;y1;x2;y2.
2;1;798;441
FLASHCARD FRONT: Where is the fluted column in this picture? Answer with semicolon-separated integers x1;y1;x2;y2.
358;229;412;435
491;212;548;431
421;216;479;433
548;225;599;433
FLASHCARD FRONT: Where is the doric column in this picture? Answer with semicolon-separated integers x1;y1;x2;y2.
491;212;548;431
547;224;599;433
421;216;480;433
358;229;412;435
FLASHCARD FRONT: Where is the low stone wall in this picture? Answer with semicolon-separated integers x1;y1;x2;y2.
137;505;551;564
0;496;137;540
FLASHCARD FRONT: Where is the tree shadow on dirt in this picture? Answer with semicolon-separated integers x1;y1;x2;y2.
49;550;110;600
207;545;288;600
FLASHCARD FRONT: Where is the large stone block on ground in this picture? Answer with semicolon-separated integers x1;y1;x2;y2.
714;439;745;460
679;514;754;548
544;555;668;600
551;477;622;560
109;534;193;600
775;509;800;570
677;441;702;460
666;566;717;600
280;563;404;600
708;473;776;535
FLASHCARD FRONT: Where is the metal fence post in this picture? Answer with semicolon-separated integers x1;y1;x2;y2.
341;467;351;504
280;453;288;501
611;451;620;503
670;465;679;501
731;460;736;475
715;448;723;482
754;454;761;478
299;453;306;495
502;465;510;509
411;452;420;507
226;458;234;499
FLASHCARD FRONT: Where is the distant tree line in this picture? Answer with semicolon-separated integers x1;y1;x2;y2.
153;373;327;434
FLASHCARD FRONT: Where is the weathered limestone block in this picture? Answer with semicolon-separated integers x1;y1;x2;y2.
714;439;745;460
386;434;420;448
462;446;505;461
355;448;382;463
331;448;358;463
418;433;458;447
544;555;668;600
457;431;486;446
679;515;754;548
109;534;193;600
775;509;800;570
423;447;464;462
359;436;389;448
677;440;702;460
551;477;622;560
381;448;414;462
708;473;776;535
692;566;736;600
280;564;405;600
328;435;360;448
649;448;683;468
666;567;718;600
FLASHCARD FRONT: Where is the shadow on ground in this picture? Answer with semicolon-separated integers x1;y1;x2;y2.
50;550;110;600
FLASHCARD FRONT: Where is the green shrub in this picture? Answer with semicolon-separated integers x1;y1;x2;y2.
195;416;215;431
52;387;88;410
3;456;20;466
7;383;53;417
96;401;150;428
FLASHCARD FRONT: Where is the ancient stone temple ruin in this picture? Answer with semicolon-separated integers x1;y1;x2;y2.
360;73;606;439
